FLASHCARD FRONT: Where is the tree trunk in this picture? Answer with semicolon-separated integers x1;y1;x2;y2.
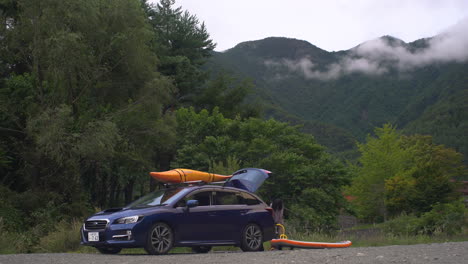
124;179;135;204
97;163;108;208
150;152;172;191
109;175;117;207
114;183;121;206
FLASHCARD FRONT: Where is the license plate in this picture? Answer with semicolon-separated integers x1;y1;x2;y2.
88;232;99;242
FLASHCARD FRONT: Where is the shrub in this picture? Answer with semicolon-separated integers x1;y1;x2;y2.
418;200;467;235
34;219;83;253
0;186;26;232
0;218;33;254
383;214;421;236
0;217;16;254
384;200;467;236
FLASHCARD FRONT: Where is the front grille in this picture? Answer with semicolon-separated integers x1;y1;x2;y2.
85;220;108;230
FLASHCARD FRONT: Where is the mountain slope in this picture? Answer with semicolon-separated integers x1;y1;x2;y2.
208;36;468;159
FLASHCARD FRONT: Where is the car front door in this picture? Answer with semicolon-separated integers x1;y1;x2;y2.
173;190;220;243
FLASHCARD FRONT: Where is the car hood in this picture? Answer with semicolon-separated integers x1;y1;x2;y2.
86;205;170;221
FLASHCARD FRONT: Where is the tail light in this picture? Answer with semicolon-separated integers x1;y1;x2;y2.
266;207;273;216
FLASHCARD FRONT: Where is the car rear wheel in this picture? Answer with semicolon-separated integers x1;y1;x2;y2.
96;246;121;254
144;222;174;255
191;245;212;253
240;223;263;252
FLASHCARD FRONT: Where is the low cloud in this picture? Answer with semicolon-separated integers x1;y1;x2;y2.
264;56;387;80
264;18;468;80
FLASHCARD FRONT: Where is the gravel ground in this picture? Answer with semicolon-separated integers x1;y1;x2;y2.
0;242;467;264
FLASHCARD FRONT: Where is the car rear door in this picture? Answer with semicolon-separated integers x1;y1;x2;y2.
211;190;249;241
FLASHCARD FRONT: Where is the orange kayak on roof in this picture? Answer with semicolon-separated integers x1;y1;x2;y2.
150;169;232;183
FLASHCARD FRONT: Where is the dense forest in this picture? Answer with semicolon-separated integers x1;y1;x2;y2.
0;0;466;254
0;0;350;241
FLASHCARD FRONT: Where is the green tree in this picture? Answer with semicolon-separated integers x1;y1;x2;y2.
347;124;410;221
141;0;255;120
385;135;464;215
173;108;350;230
194;72;260;119
0;0;175;210
143;0;215;104
348;124;465;222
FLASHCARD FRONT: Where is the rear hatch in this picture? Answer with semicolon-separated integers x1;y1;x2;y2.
224;168;271;193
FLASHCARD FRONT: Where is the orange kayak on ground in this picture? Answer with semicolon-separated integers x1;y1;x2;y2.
270;239;352;249
150;169;232;183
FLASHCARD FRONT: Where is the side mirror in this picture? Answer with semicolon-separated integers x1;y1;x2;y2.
186;200;199;208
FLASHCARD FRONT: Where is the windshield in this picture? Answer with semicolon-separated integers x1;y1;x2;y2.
126;188;186;208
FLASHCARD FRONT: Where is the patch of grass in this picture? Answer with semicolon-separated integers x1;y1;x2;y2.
280;222;468;248
347;230;468;247
0;231;28;254
34;219;83;253
0;218;33;254
347;223;383;230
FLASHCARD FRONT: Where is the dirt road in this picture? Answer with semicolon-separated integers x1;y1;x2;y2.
0;241;466;264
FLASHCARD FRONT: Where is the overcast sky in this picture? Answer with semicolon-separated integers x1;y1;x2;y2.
163;0;468;52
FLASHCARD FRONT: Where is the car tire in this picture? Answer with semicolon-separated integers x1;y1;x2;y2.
96;246;122;254
191;245;212;253
144;222;174;255
240;223;263;252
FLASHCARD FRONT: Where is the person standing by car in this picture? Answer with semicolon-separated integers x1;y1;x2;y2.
271;198;284;225
271;198;284;239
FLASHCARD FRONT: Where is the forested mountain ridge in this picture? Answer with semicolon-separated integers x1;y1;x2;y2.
208;35;468;159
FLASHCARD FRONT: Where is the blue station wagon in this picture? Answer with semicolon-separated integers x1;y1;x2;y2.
81;168;275;254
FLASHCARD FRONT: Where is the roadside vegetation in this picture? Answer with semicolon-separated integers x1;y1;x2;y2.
0;0;466;255
2;215;466;254
284;225;468;248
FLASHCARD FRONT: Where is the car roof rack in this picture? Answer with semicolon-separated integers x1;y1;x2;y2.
164;180;205;188
163;180;228;188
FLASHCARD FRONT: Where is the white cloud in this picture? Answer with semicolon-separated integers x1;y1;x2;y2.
265;18;468;80
264;56;386;81
355;18;468;69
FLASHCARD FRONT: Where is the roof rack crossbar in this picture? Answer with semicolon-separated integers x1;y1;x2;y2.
163;180;230;188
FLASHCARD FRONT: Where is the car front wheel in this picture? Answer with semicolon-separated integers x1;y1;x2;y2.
240;223;263;252
144;222;174;255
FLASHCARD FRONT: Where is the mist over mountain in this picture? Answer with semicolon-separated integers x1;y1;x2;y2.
262;18;468;80
208;22;468;159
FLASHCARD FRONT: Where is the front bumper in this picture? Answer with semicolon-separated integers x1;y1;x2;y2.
81;221;145;248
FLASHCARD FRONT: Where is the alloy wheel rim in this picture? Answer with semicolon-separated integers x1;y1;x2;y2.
151;225;171;252
245;225;261;249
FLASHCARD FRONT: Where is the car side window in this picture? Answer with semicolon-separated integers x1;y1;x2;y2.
238;192;261;205
176;190;211;207
215;191;241;205
191;191;211;206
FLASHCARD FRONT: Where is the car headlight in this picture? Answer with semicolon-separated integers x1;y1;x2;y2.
115;215;143;224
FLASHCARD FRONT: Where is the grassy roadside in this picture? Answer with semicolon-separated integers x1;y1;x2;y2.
283;223;468;248
90;230;468;254
2;219;467;254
